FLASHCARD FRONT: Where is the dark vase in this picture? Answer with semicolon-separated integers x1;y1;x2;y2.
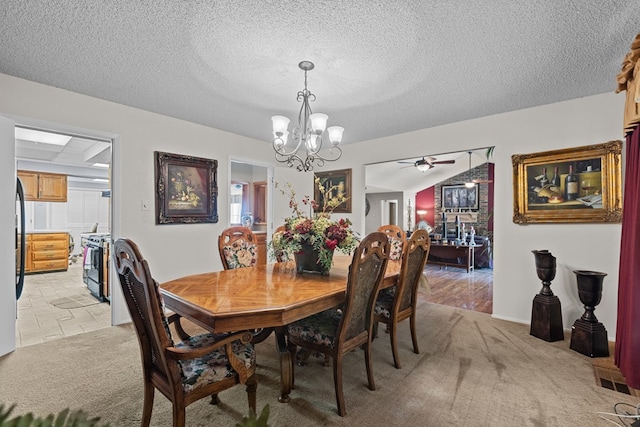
294;242;333;275
574;270;607;323
570;270;609;357
529;250;564;342
532;249;556;296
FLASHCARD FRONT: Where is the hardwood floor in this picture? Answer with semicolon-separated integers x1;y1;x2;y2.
419;264;493;314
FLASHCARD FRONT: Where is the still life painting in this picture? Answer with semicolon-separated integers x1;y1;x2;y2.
155;151;218;224
512;141;622;224
168;167;203;210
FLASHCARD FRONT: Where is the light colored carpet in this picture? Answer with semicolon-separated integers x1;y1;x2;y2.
1;301;637;426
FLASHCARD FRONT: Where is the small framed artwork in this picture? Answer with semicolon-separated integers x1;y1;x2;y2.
314;168;352;213
441;184;479;210
155;151;218;224
512;140;622;224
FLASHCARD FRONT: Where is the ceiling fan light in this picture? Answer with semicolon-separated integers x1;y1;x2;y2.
465;181;476;188
416;163;430;172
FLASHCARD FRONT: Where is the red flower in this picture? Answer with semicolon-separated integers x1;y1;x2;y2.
294;219;313;235
325;239;339;250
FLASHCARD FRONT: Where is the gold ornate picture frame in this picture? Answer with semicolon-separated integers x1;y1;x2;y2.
512;141;622;224
155;151;218;224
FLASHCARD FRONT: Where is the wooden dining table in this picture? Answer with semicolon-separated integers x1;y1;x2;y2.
160;255;400;403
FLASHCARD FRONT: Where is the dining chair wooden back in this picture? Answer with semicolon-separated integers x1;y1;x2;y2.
272;225;289;262
374;228;431;369
377;224;406;261
286;231;391;416
218;226;258;270
113;238;257;427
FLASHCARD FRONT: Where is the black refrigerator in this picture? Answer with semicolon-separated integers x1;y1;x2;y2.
15;177;25;300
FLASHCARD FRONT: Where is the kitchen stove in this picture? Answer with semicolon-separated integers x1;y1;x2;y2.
82;233;110;302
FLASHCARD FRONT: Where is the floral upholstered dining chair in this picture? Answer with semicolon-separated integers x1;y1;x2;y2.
113;238;257;427
218;226;273;344
377;224;406;261
218;226;258;270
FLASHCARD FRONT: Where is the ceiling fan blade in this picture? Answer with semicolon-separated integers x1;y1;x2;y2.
432;160;455;165
472;179;493;184
397;161;416;164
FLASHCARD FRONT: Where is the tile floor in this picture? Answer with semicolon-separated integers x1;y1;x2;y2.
16;259;111;347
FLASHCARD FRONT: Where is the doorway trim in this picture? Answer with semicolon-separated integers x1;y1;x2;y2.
229;156;274;238
8;114;126;326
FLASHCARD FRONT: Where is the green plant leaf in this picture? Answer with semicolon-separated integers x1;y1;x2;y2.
485;146;494;159
235;405;270;427
0;405;109;427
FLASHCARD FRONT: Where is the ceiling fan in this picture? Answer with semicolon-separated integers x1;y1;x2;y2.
398;156;455;172
464;151;493;185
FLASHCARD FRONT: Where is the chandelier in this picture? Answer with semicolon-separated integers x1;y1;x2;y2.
271;61;344;172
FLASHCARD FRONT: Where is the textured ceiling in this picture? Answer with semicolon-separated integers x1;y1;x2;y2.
2;0;639;148
2;1;639;193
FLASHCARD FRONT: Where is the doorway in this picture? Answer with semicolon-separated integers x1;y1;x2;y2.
229;158;274;265
364;148;494;315
381;199;399;226
229;160;272;231
15;125;113;347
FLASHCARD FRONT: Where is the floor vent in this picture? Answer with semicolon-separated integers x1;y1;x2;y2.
592;343;639;397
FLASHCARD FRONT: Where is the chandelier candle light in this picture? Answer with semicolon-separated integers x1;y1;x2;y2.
272;61;344;172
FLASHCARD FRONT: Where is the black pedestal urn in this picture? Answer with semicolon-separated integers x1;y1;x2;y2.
530;250;564;342
569;270;609;357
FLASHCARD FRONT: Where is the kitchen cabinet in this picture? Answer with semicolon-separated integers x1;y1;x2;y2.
18;170;67;202
18;171;39;200
256;232;267;266
28;232;69;273
253;181;267;224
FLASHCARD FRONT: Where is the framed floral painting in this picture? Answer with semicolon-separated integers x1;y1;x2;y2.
314;168;352;213
155;151;218;224
512;141;622;224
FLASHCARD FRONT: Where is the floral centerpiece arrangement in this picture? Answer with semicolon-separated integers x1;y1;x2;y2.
271;178;359;274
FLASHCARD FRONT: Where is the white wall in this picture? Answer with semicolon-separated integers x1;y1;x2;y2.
0;72;626;339
341;92;625;338
0;74;275;284
365;192;405;234
0;115;17;355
